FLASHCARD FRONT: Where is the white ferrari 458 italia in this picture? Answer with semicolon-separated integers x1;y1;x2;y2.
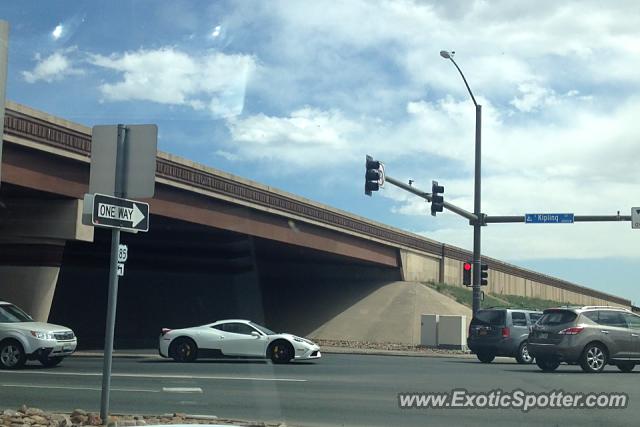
158;319;321;364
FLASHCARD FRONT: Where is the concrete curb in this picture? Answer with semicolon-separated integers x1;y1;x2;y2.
321;346;476;359
73;348;477;359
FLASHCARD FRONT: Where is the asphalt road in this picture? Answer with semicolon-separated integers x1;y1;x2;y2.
0;353;639;427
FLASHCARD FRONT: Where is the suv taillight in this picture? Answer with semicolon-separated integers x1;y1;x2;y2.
558;327;584;335
501;327;510;338
161;328;171;336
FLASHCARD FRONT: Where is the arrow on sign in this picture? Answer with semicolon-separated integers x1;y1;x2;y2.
636;209;640;215
132;204;145;228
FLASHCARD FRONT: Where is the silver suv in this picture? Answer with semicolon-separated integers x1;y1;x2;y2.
0;301;77;369
467;308;543;364
528;306;640;373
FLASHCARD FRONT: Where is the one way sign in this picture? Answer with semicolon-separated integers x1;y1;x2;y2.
633;207;640;229
89;193;150;232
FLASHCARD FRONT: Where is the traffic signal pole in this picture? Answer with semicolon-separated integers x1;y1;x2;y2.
366;52;634;317
472;104;482;316
375;169;633;314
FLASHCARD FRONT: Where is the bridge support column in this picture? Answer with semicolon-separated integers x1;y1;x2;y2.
0;198;93;320
0;244;64;321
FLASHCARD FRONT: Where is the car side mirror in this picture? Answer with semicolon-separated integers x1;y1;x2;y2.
251;331;261;338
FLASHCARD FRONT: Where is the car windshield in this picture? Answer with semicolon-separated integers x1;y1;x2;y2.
471;310;505;326
0;304;33;323
249;322;276;335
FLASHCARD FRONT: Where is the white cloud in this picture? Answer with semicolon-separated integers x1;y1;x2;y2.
51;24;63;40
225;107;369;166
89;47;256;118
22;50;83;83
510;82;558;112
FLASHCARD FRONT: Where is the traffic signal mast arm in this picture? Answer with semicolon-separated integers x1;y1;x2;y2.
383;176;631;225
484;215;632;223
384;175;479;223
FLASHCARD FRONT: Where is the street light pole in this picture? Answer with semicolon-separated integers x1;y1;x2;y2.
440;51;483;315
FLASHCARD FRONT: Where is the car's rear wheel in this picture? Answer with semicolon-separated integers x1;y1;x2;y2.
39;356;64;368
170;337;198;362
536;357;560;372
269;341;293;364
476;352;495;363
516;341;534;364
0;340;26;370
580;343;608;373
615;362;635;373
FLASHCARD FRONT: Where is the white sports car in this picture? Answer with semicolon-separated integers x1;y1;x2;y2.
158;319;321;364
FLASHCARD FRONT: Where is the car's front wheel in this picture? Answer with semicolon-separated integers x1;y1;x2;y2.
536;357;560;372
269;341;293;364
615;362;635;373
476;352;495;363
580;343;608;373
170;337;198;362
516;341;534;364
39;356;64;368
0;340;26;370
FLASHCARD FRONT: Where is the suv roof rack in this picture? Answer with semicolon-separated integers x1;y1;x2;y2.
580;305;631;311
480;306;542;311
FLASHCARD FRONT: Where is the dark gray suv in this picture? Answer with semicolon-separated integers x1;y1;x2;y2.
467;308;542;364
528;306;640;373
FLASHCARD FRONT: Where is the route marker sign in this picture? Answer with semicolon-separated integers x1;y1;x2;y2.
118;244;128;263
525;213;574;224
632;207;640;229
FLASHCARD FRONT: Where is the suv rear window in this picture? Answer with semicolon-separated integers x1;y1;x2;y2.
529;313;542;323
471;310;505;326
539;310;577;326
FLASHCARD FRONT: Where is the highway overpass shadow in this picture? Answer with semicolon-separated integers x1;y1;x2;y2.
49;216;400;349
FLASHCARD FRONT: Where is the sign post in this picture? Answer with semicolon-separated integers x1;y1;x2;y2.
83;124;156;423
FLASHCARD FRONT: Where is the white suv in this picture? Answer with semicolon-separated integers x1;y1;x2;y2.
0;301;77;369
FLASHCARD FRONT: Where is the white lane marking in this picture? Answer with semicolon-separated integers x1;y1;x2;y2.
0;384;159;393
162;387;203;393
0;371;307;382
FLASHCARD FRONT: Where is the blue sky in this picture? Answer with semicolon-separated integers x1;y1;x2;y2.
2;1;639;304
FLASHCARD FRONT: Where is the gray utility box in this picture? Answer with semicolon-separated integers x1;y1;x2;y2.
420;314;467;350
420;314;439;347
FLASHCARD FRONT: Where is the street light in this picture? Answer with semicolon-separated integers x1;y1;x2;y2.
440;50;483;316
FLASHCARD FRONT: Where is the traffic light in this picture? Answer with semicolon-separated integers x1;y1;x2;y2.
431;180;444;216
481;263;489;286
365;155;384;196
463;261;472;287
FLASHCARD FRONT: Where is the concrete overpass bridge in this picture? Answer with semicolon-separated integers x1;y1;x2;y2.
0;101;630;347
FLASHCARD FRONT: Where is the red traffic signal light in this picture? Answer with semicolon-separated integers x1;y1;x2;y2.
463;262;472;286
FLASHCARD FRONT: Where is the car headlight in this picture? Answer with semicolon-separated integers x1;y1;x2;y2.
30;331;55;340
293;337;305;343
